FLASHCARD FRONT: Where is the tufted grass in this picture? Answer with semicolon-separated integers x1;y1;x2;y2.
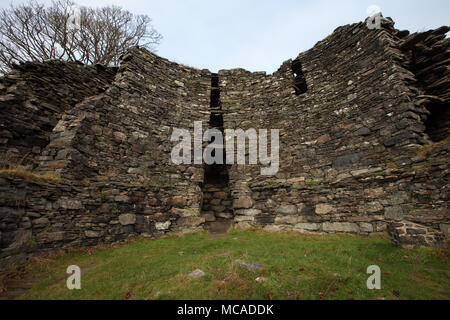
0;168;61;182
7;229;450;300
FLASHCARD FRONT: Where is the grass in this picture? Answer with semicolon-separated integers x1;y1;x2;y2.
0;168;61;183
5;230;450;300
412;136;450;157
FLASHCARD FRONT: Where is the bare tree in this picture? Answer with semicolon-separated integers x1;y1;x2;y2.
0;0;162;73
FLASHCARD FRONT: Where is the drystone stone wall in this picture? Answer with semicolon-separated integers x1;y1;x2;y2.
219;18;449;245
1;48;212;258
0;17;448;263
201;182;234;222
0;61;116;167
400;26;450;142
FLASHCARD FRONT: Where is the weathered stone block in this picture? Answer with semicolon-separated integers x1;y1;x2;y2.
294;223;320;231
176;216;205;228
119;214;136;225
276;205;298;215
32;217;50;227
360;222;374;233
235;209;261;216
322;222;360;233
366;201;384;213
275;215;302;225
233;196;254;209
315;204;333;215
155;221;171;231
213;192;228;200
85;230;102;238
440;224;450;237
170;196;188;207
115;195;130;203
4;229;32;252
37;231;65;243
203;213;216;222
332;153;362;168
59;199;83;210
216;212;233;219
385;206;404;220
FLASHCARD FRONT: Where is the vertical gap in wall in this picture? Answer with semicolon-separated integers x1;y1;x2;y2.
291;59;308;95
423;100;450;142
201;73;233;235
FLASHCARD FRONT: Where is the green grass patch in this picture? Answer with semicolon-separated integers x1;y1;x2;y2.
10;230;450;300
0;168;61;183
411;136;450;157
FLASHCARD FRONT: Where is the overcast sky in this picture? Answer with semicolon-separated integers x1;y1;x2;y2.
1;0;449;73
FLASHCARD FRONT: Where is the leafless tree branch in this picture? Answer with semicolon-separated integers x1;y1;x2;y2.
0;0;162;74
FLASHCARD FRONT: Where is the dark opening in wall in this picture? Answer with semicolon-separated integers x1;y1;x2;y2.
424;101;450;142
291;59;308;95
201;74;233;232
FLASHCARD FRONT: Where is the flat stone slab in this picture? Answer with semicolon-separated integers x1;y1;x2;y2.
215;252;230;257
236;260;265;273
187;269;206;279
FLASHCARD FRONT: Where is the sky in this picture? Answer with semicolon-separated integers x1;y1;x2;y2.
1;0;449;73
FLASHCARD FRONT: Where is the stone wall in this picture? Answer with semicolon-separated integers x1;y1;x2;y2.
0;61;116;167
201;183;233;221
388;220;447;249
0;17;448;259
218;18;449;242
400;26;450;142
1;48;212;254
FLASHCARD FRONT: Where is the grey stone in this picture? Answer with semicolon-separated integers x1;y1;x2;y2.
276;205;298;215
4;229;32;252
332;153;362;168
233;196;254;209
356;127;371;136
440;224;449;237
385;206;404;220
32;217;49;227
236;209;261;216
118;214;136;225
275;216;302;225
85;230;102;238
203;213;216;222
323;222;360;233
188;269;206;279
236;260;265;273
59;199;83;210
366;201;384;213
155;221;171;230
115;195;130;203
294;223;320;231
216;212;233;219
360;222;374;233
315;204;334;215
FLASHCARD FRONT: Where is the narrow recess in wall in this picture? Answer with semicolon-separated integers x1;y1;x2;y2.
201;74;233;231
291;59;308;95
424;101;450;142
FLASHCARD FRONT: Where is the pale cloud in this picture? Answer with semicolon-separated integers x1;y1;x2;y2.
1;0;448;72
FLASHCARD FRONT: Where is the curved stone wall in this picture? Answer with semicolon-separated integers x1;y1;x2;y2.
0;17;448;260
218;19;449;239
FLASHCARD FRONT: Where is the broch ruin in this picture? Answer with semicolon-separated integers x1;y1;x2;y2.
0;16;449;265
